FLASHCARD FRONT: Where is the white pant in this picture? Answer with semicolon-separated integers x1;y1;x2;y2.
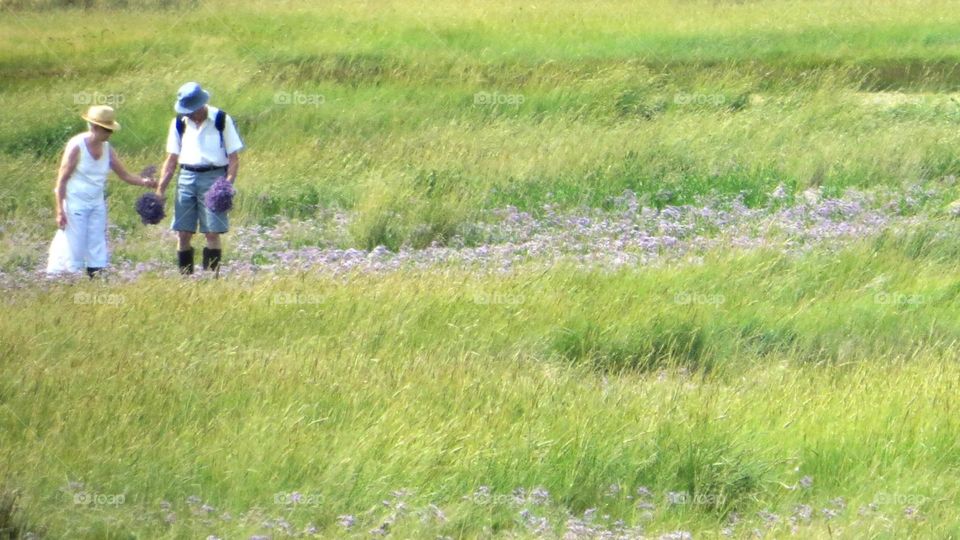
64;199;108;270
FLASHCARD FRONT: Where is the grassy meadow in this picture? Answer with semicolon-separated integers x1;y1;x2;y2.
3;0;960;538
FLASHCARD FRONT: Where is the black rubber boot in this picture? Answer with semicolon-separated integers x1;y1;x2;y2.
202;248;222;272
86;267;102;279
177;248;194;275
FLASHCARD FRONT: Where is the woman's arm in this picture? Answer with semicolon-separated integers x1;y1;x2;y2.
55;145;80;229
110;147;157;188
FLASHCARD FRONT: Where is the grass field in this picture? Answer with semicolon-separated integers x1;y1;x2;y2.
3;0;960;538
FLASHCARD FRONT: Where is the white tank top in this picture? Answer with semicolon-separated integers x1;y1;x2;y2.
65;133;110;205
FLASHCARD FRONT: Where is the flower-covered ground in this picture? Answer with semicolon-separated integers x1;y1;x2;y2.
1;183;948;289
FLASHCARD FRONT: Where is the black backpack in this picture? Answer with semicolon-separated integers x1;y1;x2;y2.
176;109;227;149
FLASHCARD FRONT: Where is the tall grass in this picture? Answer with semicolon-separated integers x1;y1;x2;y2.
4;0;960;258
4;1;960;538
3;237;960;537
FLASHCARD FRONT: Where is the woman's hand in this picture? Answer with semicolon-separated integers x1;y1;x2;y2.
141;177;158;189
57;212;67;229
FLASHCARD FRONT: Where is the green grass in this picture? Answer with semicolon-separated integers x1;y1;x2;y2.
4;1;960;538
4;237;960;537
5;1;960;256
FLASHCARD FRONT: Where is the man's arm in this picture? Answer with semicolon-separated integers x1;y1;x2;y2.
156;153;179;196
226;152;239;184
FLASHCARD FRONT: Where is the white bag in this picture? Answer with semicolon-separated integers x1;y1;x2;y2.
46;229;75;275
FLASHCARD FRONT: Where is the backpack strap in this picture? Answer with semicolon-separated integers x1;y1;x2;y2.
175;110;227;150
176;114;186;140
214;109;226;149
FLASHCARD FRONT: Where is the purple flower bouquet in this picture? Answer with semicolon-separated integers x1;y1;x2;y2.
204;177;235;213
135;193;166;225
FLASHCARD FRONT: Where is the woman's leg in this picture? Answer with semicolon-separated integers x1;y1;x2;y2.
64;201;89;273
85;201;109;277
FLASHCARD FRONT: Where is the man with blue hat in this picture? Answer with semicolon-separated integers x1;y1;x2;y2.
156;82;243;275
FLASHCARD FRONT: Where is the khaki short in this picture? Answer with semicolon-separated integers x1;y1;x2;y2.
171;168;229;234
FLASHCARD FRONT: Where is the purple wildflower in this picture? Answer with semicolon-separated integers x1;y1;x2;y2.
464;485;492;505
531;486;550;505
758;510;780;525
426;503;447;523
204;177;235;213
511;487;526;505
135;193;166;225
793;504;813;522
949;199;960;217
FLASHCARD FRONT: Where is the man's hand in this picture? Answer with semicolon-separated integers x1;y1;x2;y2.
142;177;158;189
157;153;178;199
57;212;67;229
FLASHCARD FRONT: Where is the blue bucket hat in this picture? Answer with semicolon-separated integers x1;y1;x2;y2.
174;82;210;114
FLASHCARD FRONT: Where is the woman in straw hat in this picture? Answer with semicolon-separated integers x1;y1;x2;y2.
49;105;157;277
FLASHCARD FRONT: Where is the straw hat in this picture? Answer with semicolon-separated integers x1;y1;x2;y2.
82;105;121;131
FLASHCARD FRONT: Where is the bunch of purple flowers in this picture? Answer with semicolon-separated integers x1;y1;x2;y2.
135;193;166;225
204;177;235;213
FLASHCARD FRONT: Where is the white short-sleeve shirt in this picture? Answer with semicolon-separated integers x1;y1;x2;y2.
165;106;243;167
